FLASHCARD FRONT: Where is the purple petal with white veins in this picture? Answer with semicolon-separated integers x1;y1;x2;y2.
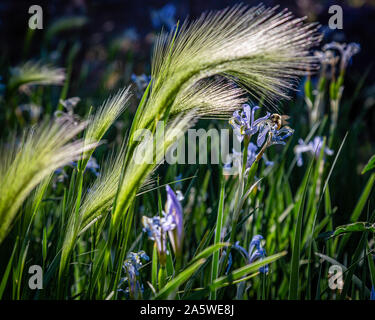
257;125;270;147
166;185;184;254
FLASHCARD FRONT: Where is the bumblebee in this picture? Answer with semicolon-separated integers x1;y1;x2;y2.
270;113;290;130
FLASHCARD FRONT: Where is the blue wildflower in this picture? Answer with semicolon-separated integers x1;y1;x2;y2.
150;3;176;31
223;148;242;175
233;241;250;260
371;286;375;300
257;118;294;148
174;173;183;189
119;251;149;299
247;142;259;166
248;235;269;274
314;50;337;67
165;185;184;255
223;243;246;274
251;116;294;164
229;104;270;143
131;74;151;99
294;136;334;167
223;241;251;274
86;157;100;177
55;97;81;126
70;157;100;176
313;49;340;81
269;126;295;146
52;167;68;189
224;239;268;274
323;42;360;72
142;210;176;265
225;252;233;275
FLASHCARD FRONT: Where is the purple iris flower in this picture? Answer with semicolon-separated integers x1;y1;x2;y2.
269;126;295;146
119;251;149;299
150;3;176;31
224;241;249;274
248;235;269;274
142;185;184;264
70;157;100;176
229;104;270;143
86;157;100;177
165;185;184;255
257;122;294;147
223;238;269;274
323;42;360;71
131;74;151;99
142;212;176;265
294;136;334;167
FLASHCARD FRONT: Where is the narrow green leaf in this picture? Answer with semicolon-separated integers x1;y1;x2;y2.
42;227;48;264
154;259;206;299
340;210;375;299
289;156;314;299
332;222;375;237
193;243;229;264
16;242;29;300
367;243;375;289
214;272;259;290
210;182;225;300
0;239;18;299
350;173;375;222
212;251;287;289
337;173;375;256
152;243;158;290
361;155;375;175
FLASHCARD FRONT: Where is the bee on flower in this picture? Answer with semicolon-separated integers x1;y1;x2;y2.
228;105;293;177
229;104;270;143
255;113;294;162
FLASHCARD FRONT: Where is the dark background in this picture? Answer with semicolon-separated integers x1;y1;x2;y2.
1;0;374;73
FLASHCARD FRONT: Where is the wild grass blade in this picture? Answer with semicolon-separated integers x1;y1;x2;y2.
210;181;225;300
288;155;314;299
154;259;206;299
